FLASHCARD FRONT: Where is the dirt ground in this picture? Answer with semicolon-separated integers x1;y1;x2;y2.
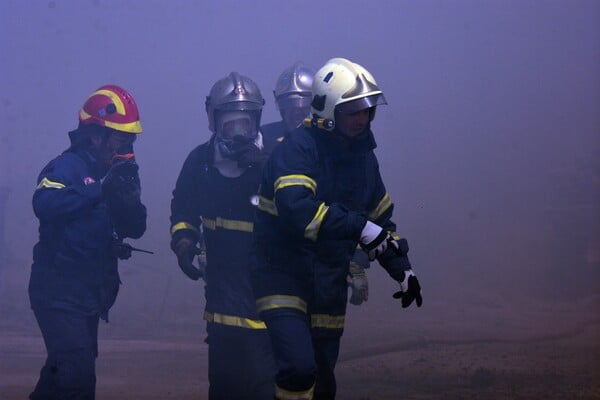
1;259;599;400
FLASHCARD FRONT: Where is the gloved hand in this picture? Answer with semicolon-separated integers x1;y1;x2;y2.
392;269;423;308
196;240;207;281
102;160;141;209
359;221;391;260
109;241;133;260
172;236;203;281
347;258;369;305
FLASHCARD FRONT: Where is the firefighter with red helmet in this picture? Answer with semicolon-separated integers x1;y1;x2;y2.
170;72;275;399
28;84;147;399
251;58;423;399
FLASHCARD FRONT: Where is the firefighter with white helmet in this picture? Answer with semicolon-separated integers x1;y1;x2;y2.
252;57;422;400
170;72;275;399
29;84;147;399
262;61;372;306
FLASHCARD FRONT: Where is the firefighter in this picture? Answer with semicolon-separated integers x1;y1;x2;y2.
170;72;275;400
261;61;371;307
28;84;147;399
252;57;423;400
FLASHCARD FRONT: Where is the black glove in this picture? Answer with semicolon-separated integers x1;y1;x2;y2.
102;160;141;208
109;241;133;260
392;269;423;308
172;235;203;281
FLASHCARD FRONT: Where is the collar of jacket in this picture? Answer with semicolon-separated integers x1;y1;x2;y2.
311;126;377;160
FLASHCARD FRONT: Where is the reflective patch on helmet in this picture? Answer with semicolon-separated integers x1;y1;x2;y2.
323;71;333;82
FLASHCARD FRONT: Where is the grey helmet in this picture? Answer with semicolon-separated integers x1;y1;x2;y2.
205;72;265;137
273;61;315;113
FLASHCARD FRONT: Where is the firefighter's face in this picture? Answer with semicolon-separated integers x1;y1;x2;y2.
335;108;371;138
281;106;311;131
91;130;135;164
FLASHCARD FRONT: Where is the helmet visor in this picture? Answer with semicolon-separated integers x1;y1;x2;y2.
336;94;387;114
277;94;313;110
216;111;258;141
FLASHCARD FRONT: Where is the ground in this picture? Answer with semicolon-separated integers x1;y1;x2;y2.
1;258;599;400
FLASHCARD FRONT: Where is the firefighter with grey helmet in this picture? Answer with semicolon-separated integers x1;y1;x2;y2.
28;84;147;399
251;57;422;400
170;72;275;399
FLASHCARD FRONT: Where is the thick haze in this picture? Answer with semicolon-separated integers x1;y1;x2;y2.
1;0;599;343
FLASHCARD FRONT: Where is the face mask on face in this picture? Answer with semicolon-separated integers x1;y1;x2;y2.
216;111;258;159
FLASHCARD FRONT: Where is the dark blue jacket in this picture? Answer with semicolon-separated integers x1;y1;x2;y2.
170;138;266;330
29;148;146;321
252;125;407;317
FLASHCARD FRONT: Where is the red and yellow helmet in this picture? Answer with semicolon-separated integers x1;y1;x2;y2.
78;84;142;134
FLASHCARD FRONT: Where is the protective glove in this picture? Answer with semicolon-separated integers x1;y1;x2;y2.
359;221;392;260
347;257;369;305
102;160;141;209
392;269;423;308
172;236;203;281
109;241;132;260
359;221;410;261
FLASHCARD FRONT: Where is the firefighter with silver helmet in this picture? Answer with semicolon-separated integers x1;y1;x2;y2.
170;72;276;399
28;84;147;399
251;58;423;400
262;61;371;307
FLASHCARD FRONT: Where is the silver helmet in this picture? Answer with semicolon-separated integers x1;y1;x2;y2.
273;61;315;112
205;72;265;137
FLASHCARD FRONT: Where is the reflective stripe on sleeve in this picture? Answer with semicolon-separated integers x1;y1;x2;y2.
274;174;317;195
275;384;315;400
368;192;392;220
170;222;199;236
256;295;307;314
257;195;278;216
203;311;266;329
304;202;329;241
310;313;345;330
36;177;66;190
202;217;253;233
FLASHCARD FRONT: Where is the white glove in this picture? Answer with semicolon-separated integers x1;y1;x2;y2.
347;262;368;305
359;221;390;260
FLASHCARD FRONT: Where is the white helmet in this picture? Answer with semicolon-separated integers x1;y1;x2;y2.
310;57;387;130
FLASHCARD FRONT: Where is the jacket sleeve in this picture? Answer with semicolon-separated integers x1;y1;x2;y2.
364;155;412;280
268;135;366;242
32;155;104;223
170;148;204;242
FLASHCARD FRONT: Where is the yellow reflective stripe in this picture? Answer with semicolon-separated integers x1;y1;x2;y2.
36;177;66;190
203;311;266;329
368;192;392;220
390;231;400;240
304;202;329;242
275;384;314;400
257;195;278;216
104;119;142;134
311;314;345;329
203;217;253;233
256;295;307;314
274;174;317;195
79;108;142;134
90;89;126;115
170;222;199;236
